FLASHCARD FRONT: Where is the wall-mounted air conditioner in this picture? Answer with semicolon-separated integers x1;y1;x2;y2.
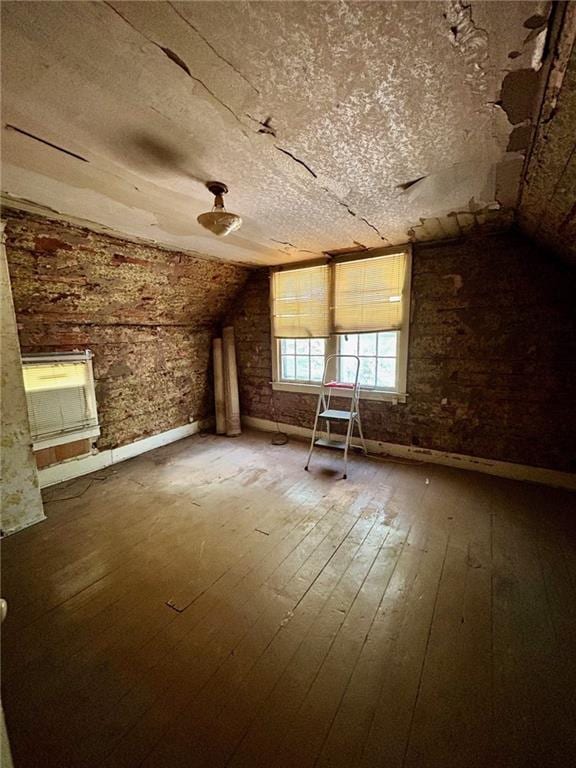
21;350;100;451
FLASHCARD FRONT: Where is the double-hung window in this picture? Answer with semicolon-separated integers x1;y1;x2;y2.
271;246;412;400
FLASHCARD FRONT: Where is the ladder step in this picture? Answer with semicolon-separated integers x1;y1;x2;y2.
320;409;355;420
315;438;346;450
315;439;364;453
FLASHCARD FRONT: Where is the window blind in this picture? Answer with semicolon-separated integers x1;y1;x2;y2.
272;265;330;338
22;359;99;442
333;251;407;334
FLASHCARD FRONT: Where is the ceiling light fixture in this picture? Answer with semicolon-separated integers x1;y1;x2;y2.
197;181;242;237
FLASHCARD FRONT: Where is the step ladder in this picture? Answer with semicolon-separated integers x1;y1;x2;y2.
304;354;367;479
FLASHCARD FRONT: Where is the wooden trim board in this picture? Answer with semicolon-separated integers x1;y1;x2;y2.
242;415;576;491
37;421;210;488
36;414;576;492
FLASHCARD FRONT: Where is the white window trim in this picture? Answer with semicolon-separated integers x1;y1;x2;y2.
22;350;101;450
271;380;407;403
270;245;412;402
32;426;100;452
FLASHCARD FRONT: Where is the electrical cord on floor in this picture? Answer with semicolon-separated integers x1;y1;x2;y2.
270;390;288;446
42;470;117;504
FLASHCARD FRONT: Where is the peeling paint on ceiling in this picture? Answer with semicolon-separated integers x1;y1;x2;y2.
0;0;552;265
519;1;576;264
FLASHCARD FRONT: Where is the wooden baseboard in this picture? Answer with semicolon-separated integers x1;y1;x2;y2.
38;420;209;488
35;414;576;492
242;415;576;491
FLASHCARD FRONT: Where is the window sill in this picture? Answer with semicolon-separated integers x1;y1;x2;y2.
32;425;101;451
271;381;407;404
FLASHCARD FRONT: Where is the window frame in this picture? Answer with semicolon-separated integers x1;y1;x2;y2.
22;350;100;450
277;337;327;384
270;245;412;403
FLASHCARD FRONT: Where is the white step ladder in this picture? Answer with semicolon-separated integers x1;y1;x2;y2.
304;354;367;479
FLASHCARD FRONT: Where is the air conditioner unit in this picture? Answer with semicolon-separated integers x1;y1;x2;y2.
21;350;100;451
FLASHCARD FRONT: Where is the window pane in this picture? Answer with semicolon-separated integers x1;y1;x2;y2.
340;333;358;356
295;356;309;380
340;356;358;383
281;356;295;379
359;358;376;387
310;356;324;381
377;357;396;388
295;339;309;355
359;333;377;357
377;331;397;357
310;338;325;355
281;338;295;354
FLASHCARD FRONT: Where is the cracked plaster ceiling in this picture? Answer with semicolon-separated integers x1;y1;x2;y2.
0;0;553;265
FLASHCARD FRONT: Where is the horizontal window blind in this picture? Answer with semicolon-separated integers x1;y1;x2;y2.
22;359;98;441
272;265;330;338
333;252;407;334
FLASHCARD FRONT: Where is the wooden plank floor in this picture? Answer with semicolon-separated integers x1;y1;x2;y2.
2;429;575;768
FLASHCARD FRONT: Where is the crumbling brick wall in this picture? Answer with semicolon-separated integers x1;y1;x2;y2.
3;209;251;449
229;232;576;472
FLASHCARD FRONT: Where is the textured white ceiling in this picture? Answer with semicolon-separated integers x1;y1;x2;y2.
1;1;549;264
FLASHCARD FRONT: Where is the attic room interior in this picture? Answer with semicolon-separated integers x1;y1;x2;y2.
1;0;575;766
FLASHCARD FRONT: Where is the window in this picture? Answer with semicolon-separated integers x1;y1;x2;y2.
279;338;326;382
339;332;398;389
272;247;412;399
22;351;100;450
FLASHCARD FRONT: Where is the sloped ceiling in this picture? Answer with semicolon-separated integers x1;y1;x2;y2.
518;3;576;264
0;0;555;265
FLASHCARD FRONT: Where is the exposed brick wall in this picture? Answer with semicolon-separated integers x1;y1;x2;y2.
3;209;251;450
229;232;576;472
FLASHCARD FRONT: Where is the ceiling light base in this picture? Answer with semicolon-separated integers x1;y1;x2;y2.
206;181;228;197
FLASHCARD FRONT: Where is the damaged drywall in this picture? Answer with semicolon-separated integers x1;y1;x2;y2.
518;2;576;263
402;0;553;241
499;68;541;125
0;221;45;536
0;1;555;263
407;206;514;243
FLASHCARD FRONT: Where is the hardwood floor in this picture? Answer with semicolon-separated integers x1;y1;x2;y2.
2;430;575;768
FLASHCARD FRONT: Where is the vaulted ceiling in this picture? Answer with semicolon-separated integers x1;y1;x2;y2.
1;1;574;265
